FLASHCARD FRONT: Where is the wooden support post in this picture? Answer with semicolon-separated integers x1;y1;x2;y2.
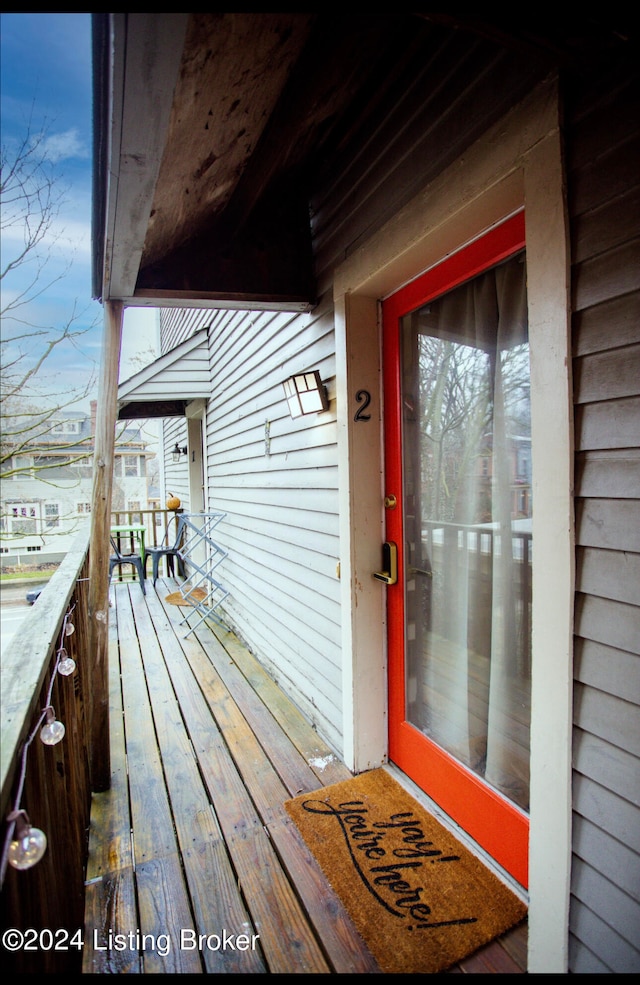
88;300;123;792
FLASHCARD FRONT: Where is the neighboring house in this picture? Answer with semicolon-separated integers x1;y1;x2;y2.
93;14;639;974
1;401;155;567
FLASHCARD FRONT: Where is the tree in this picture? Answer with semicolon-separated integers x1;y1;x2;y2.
1;117;98;480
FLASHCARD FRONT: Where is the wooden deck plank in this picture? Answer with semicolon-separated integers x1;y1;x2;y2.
149;588;379;974
484;918;528;971
135;854;204;974
454;928;527;973
265;813;380;974
131;587;330;974
83;868;141;974
128;589;267;974
84;593;132;879
207;619;352;788
83;580;527;974
83;593;139;974
154;591;317;816
116;592;179;863
162;598;327;800
106;591;208;971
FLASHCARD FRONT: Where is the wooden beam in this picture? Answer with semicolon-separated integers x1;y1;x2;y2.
118;399;187;420
88;300;124;792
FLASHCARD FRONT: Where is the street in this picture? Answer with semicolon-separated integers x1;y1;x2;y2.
1;605;30;655
1;584;35;656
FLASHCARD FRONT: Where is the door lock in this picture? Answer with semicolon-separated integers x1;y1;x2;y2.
373;542;398;585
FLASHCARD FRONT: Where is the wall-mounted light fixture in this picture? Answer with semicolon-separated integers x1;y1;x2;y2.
282;370;329;419
172;442;188;463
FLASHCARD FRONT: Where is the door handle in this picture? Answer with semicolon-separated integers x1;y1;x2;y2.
409;565;432;578
373;542;397;585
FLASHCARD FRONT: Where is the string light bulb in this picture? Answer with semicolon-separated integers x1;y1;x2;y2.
57;647;76;676
64;619;75;636
40;706;65;746
7;810;47;870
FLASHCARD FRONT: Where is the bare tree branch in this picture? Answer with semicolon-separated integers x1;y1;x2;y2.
1;116;98;481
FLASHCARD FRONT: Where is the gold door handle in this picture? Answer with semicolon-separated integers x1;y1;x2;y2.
373;542;397;585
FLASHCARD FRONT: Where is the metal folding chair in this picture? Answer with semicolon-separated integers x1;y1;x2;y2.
147;514;186;585
109;536;146;594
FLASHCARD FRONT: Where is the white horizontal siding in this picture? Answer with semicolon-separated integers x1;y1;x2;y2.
160;298;345;752
573;730;638;807
569;893;640;974
574;638;640;704
161;418;190;510
575;593;640;655
573;814;640;902
573;773;640;852
577;547;640;606
574;683;640;755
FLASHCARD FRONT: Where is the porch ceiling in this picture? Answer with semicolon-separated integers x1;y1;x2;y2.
92;13;635;313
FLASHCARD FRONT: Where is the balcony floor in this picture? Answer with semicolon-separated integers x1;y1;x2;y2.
82;578;526;974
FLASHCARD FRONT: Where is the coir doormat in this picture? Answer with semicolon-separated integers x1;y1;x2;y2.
284;769;526;974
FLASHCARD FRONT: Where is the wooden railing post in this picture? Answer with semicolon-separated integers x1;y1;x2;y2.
88;300;123;792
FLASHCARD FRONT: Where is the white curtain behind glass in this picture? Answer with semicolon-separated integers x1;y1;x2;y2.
402;250;531;810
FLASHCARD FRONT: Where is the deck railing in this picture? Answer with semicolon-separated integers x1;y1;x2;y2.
110;506;178;549
422;520;532;674
1;525;92;973
0;509;179;972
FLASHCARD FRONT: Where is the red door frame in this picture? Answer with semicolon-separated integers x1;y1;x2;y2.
382;211;529;888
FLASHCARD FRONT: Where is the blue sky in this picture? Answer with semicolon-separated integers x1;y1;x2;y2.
1;13;157;411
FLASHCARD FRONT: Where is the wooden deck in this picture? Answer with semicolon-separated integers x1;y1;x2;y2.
82;578;527;974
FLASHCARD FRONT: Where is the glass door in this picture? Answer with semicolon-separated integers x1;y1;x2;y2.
383;213;531;887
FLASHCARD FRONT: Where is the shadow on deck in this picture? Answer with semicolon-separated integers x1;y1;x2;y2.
82;578;526;973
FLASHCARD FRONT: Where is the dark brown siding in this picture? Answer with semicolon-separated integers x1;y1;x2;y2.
568;61;640;974
312;31;550;297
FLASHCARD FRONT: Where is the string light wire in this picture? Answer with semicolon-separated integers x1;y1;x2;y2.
0;603;77;885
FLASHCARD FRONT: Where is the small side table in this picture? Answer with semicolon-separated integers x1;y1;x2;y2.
110;523;147;571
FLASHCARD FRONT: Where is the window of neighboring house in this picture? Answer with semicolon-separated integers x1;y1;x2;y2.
32;455;76;479
44;503;60;528
127;500;142;523
6;455;33;477
7;503;38;534
77;502;92;514
115;454;141;477
73;457;93;476
26;545;42;552
121;454;146;477
52;421;81;434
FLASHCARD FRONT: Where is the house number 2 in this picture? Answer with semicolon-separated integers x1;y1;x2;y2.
354;389;371;422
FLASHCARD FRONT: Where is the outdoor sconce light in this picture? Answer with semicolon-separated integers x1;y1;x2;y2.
172;442;188;463
282;370;329;419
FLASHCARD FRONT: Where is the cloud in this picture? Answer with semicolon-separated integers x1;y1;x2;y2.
40;127;89;163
